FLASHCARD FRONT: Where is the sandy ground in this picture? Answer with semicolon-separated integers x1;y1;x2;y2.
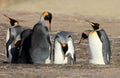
1;0;120;18
0;0;120;78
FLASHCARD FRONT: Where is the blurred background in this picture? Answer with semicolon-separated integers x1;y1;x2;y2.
0;0;120;18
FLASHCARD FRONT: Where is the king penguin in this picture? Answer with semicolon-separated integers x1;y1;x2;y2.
53;31;75;64
4;15;23;63
29;11;52;64
79;21;111;65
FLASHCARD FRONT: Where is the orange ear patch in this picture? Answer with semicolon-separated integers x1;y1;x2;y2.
83;32;87;34
14;40;20;45
14;22;19;26
62;43;67;47
43;12;48;17
99;25;101;28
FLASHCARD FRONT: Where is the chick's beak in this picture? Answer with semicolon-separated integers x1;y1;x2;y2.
79;37;85;44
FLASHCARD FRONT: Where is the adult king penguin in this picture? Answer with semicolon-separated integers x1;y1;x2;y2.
29;11;52;64
79;21;111;65
4;15;23;63
53;31;75;64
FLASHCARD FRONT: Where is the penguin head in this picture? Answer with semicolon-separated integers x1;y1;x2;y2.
43;11;52;23
86;20;100;30
90;22;100;30
4;14;19;26
55;32;72;54
56;36;68;54
79;30;91;44
41;11;52;31
9;19;19;26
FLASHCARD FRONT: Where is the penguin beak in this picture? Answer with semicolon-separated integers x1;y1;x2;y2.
79;37;85;44
90;22;94;27
4;14;19;26
79;32;87;44
48;20;51;32
85;20;94;26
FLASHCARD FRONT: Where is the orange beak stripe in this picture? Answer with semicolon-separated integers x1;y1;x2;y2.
83;32;87;35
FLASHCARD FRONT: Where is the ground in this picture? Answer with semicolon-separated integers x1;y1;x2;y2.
0;0;120;78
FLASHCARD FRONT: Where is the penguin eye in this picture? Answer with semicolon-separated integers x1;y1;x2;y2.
82;33;88;39
57;38;61;43
68;35;71;38
56;36;60;42
55;35;59;39
67;35;72;41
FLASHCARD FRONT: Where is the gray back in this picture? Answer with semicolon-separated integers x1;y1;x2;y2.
30;23;51;64
97;29;111;64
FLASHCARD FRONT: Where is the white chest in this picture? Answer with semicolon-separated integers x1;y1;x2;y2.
88;31;105;64
54;39;75;64
54;40;65;64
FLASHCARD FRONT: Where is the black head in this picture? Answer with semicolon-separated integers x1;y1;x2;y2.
55;31;72;54
90;22;100;30
43;11;52;31
10;18;19;26
43;11;52;23
79;30;91;44
4;14;19;26
86;20;100;30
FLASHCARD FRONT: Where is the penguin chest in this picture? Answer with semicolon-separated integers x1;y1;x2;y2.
89;31;105;64
54;39;74;64
54;41;65;64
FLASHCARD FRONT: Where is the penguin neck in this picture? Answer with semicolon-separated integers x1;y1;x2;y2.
39;15;45;25
94;28;102;31
39;16;50;30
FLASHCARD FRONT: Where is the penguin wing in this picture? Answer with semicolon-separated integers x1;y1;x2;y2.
98;29;111;64
19;29;32;55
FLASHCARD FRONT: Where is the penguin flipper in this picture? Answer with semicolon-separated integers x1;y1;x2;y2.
98;29;111;64
18;29;32;64
66;53;75;64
